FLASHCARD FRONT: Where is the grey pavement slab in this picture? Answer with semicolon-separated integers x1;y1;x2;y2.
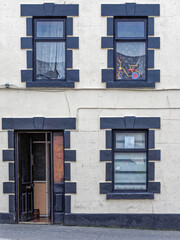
0;224;180;240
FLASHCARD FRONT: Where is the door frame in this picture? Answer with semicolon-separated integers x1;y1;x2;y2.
15;131;64;224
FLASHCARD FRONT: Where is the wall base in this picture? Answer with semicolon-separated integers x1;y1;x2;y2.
0;213;16;224
64;213;180;231
1;212;180;230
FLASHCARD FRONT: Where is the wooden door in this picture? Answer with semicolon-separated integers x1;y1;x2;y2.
52;132;64;224
19;134;34;222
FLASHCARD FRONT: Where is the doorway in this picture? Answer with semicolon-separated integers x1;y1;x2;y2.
16;132;64;224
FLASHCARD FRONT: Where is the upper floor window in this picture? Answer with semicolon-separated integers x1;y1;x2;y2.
115;19;147;81
34;19;65;81
113;130;147;192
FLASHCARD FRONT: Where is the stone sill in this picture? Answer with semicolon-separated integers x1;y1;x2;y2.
106;192;154;200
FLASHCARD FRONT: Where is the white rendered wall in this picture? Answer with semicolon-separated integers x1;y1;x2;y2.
0;0;180;214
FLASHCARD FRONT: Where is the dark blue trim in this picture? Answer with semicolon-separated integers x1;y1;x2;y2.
54;213;64;224
67;18;73;35
8;131;14;149
26;81;75;88
2;117;76;130
106;163;112;181
148;162;155;181
21;4;79;17
3;150;14;162
21;70;33;82
9;163;14;181
101;4;160;17
64;150;76;162
100;117;160;130
125;3;136;16
54;194;63;212
148;50;154;68
65;196;71;213
64;131;70;149
27;51;33;69
148;182;160;193
0;213;15;224
67;70;79;82
102;69;113;82
21;37;32;49
100;182;112;194
64;214;180;231
9;195;15;213
26;18;32;36
65;163;70;181
107;18;113;36
148;17;154;36
107;192;154;200
66;50;73;68
106;81;155;88
148;70;160;82
100;150;112;162
107;50;113;68
3;182;15;194
65;182;76;194
101;37;113;48
67;37;79;49
148;150;161;160
124;116;135;129
149;130;155;149
106;130;112;149
54;183;64;193
148;37;160;49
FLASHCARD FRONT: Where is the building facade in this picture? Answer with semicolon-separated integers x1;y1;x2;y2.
0;0;180;230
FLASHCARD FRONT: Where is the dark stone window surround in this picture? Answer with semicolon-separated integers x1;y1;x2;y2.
100;116;161;199
20;3;79;88
1;117;77;223
101;3;160;88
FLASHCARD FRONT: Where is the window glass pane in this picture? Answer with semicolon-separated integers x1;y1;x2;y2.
114;184;146;190
37;21;64;38
117;21;145;38
115;132;145;149
114;173;146;183
36;42;65;80
116;42;146;80
114;152;147;190
114;153;146;171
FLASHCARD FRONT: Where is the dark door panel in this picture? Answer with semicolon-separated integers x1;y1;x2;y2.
19;134;34;222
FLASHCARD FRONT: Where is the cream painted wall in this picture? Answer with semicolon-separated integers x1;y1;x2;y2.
0;0;180;214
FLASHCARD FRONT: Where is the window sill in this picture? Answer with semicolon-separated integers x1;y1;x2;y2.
106;192;154;200
106;81;155;88
26;81;75;88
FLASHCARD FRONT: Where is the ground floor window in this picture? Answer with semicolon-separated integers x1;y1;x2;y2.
113;130;147;191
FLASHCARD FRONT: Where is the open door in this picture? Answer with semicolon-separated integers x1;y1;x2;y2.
19;133;34;222
17;131;64;224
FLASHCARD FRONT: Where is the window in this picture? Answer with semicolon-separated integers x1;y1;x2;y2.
113;131;147;192
115;19;147;81
34;19;65;81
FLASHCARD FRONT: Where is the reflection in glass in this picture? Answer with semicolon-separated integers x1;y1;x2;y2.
116;42;146;80
115;132;145;149
37;21;64;38
114;152;147;190
117;21;145;38
36;42;65;80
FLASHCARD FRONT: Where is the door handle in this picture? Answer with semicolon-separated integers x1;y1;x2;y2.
26;185;31;190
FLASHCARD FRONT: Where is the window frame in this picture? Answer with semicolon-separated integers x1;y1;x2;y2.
114;18;148;82
112;130;148;193
33;18;67;82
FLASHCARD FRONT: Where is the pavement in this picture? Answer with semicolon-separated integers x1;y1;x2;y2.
0;224;180;240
